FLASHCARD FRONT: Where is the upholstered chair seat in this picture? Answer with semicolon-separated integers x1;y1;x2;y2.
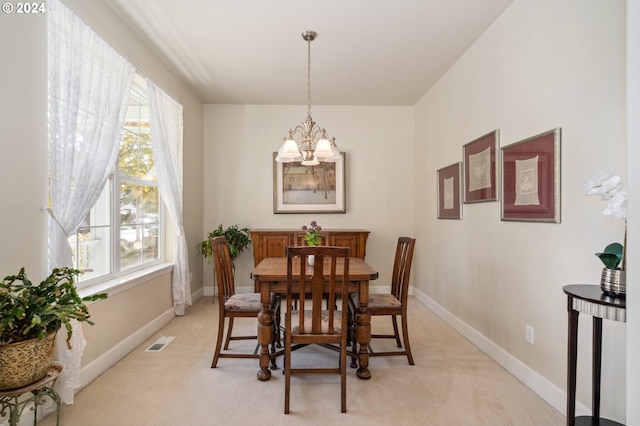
351;293;401;309
289;310;344;334
224;293;262;311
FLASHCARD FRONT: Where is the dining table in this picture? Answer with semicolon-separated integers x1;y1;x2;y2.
250;256;379;381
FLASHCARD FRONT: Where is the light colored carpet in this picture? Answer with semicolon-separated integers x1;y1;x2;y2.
39;297;564;425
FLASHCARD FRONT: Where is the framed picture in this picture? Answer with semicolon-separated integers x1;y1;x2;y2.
273;152;346;214
437;162;462;219
463;130;499;203
501;128;561;223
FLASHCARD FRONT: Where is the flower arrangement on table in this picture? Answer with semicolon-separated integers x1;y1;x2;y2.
301;220;322;246
584;171;627;271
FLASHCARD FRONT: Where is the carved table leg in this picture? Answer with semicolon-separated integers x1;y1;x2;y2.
356;281;372;379
257;282;273;381
349;303;359;368
270;294;281;370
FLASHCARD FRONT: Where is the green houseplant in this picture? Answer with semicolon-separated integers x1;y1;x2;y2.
0;267;107;389
199;224;252;299
301;221;322;266
301;220;322;246
199;223;252;263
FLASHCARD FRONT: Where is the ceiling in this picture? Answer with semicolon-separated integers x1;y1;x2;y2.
104;0;513;106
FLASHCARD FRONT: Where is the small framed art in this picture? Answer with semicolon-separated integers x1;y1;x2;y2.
463;130;499;203
273;152;346;214
437;162;462;219
500;128;561;223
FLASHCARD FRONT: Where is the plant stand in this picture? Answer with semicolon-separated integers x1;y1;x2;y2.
0;364;63;426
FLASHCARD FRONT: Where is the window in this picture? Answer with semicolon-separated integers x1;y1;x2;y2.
69;73;162;284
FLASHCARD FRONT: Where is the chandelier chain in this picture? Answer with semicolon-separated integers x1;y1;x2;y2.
307;36;311;116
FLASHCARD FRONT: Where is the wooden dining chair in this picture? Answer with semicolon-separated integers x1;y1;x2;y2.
210;236;276;368
350;237;416;365
284;245;350;414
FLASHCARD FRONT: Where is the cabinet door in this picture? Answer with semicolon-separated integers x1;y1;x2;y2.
328;234;359;257
260;233;291;260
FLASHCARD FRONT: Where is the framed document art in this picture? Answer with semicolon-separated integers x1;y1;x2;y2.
273;152;346;214
463;130;499;203
437;162;462;219
500;128;561;223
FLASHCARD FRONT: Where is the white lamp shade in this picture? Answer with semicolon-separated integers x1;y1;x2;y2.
314;138;333;158
324;145;342;162
280;138;302;158
275;145;301;162
301;155;319;166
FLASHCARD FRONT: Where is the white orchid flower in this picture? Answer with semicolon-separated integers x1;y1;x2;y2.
603;189;627;220
584;171;627;219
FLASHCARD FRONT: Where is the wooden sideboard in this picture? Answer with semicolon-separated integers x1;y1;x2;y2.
249;229;370;266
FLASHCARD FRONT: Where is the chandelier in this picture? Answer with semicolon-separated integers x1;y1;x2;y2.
275;31;341;166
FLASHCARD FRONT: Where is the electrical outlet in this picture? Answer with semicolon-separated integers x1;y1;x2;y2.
526;324;535;344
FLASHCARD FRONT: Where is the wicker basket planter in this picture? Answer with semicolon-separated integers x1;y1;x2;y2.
0;331;57;390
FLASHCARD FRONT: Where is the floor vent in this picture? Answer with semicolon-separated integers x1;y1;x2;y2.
145;336;175;352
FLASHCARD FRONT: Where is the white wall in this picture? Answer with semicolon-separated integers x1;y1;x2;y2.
413;0;626;421
0;7;48;279
626;0;640;423
203;105;414;293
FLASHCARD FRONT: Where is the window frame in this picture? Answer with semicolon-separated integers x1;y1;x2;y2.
70;72;166;290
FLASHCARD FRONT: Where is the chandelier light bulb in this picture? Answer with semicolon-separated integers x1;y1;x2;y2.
301;155;320;166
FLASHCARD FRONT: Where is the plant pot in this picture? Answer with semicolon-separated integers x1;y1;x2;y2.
600;268;626;298
0;331;57;390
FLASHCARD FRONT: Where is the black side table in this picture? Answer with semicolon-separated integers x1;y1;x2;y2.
563;285;626;426
0;364;63;426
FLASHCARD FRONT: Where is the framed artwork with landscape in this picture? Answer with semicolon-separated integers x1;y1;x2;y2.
463;130;499;203
500;128;561;223
273;152;346;214
437;162;462;219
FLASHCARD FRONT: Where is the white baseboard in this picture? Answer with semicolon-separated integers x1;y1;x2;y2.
79;307;176;389
412;287;588;417
79;289;205;391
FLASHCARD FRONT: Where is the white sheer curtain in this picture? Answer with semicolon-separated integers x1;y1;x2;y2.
147;81;192;315
48;0;134;403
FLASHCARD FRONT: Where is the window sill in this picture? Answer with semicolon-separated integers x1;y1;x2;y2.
78;262;174;300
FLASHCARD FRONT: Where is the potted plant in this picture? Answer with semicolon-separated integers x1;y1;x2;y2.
301;220;322;265
199;223;252;263
301;220;322;246
585;172;627;297
0;267;107;390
